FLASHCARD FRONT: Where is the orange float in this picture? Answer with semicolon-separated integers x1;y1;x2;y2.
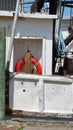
15;57;42;75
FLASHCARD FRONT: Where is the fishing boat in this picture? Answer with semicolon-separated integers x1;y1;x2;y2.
0;0;73;119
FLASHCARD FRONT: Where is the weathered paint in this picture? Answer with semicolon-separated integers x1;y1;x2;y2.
0;12;72;118
9;74;73;116
0;27;5;120
0;13;55;75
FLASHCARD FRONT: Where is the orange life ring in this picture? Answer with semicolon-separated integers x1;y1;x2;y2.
15;57;42;75
15;59;23;72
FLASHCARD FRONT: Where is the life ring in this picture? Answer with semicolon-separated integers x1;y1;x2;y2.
15;59;23;72
15;57;42;75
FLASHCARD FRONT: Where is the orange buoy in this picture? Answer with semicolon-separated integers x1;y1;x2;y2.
15;57;42;75
15;59;23;72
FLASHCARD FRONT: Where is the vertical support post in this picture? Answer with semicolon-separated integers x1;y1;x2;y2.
21;0;24;13
0;27;6;120
42;38;46;75
55;0;62;41
7;0;20;70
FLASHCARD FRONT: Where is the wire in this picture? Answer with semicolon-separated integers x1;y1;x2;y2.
69;0;73;27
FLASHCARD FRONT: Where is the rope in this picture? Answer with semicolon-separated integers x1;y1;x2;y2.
57;0;67;57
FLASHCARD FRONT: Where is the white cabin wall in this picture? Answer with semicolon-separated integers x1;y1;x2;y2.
44;81;73;113
16;19;53;75
9;74;73;114
0;17;53;75
14;19;53;75
45;39;52;75
15;19;52;39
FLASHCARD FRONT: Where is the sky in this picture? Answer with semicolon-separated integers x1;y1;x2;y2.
64;7;71;18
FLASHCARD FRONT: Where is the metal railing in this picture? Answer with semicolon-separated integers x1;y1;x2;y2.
0;0;49;14
0;0;17;11
20;1;49;13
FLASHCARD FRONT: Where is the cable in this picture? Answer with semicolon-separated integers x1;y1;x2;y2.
69;0;73;27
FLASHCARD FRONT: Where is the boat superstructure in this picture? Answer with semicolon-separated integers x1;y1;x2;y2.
0;0;73;118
